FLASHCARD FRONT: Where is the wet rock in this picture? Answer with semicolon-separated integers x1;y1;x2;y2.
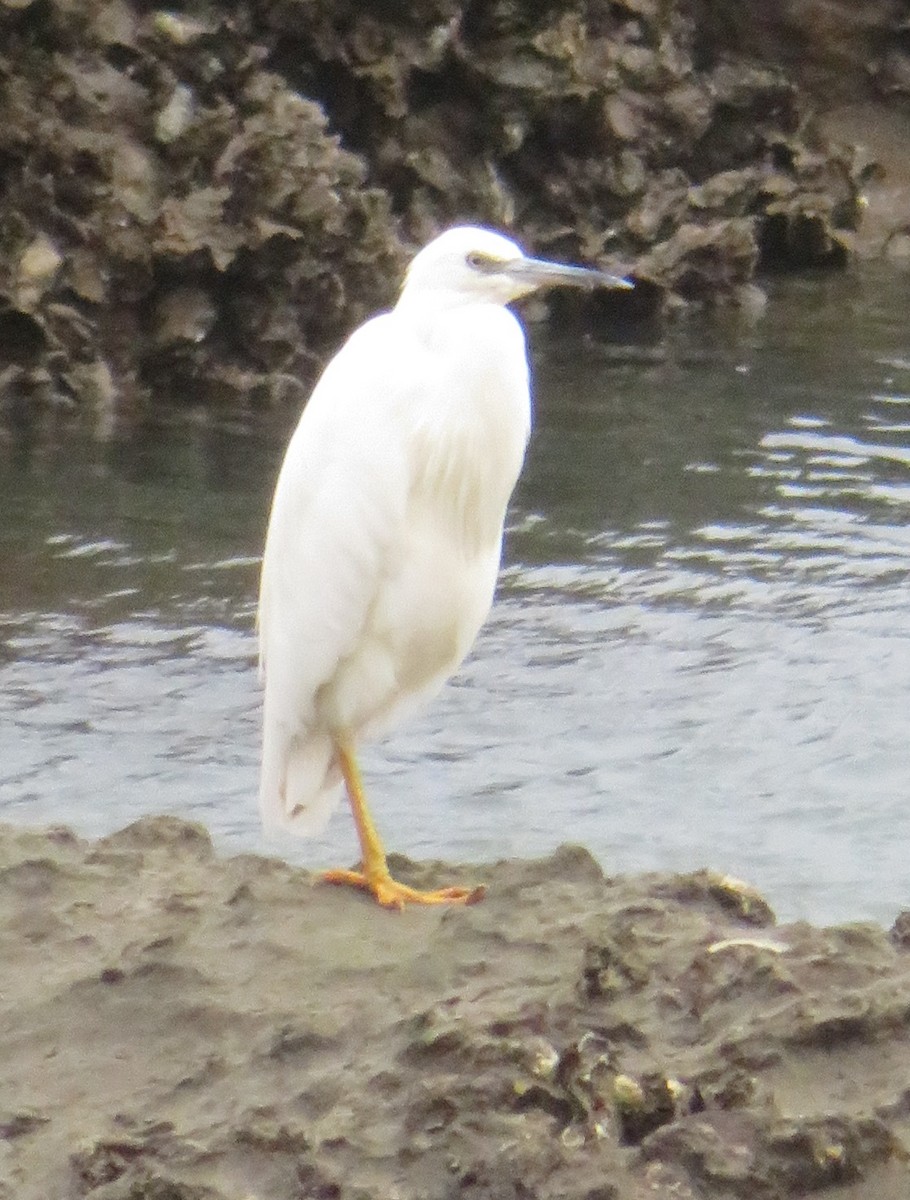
657;868;778;925
0;2;401;408
0;310;47;367
3;819;910;1196
15;235;63;310
152;287;218;351
613;1072;681;1144
155;83;196;145
761;1114;901;1193
640;220;759;301
884;230;910;265
62;359;117;409
890;910;910;948
0;0;888;409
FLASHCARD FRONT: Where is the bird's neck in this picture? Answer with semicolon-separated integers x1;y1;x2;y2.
402;302;532;555
395;288;493;324
394;295;512;350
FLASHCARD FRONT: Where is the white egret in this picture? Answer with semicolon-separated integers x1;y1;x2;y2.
258;225;632;909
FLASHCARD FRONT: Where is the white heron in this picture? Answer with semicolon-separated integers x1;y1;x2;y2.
258;225;632;909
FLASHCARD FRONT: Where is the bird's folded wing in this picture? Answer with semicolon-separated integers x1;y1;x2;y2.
258;315;417;728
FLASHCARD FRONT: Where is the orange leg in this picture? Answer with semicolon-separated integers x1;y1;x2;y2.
320;742;485;910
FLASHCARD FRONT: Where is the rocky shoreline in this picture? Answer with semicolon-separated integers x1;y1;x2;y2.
2;0;909;410
2;815;910;1199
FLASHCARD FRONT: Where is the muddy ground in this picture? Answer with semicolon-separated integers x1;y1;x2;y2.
2;0;910;408
2;815;910;1199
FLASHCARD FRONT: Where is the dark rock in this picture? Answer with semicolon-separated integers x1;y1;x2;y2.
890;910;910;948
0;0;891;409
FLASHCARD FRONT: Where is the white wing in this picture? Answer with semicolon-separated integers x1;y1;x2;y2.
258;314;416;833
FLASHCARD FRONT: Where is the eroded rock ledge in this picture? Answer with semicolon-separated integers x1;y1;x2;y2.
0;0;902;407
2;815;910;1199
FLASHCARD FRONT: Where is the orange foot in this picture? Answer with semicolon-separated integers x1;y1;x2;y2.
320;867;485;911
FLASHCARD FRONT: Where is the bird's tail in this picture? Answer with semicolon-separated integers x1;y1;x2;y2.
258;723;344;836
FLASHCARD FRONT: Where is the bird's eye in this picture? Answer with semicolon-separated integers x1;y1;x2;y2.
466;251;496;272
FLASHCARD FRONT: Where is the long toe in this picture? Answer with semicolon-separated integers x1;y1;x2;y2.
319;867;485;909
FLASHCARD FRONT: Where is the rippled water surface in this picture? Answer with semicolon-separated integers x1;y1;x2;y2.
2;268;909;924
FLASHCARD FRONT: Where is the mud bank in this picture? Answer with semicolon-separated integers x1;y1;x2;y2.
1;0;897;408
2;815;910;1199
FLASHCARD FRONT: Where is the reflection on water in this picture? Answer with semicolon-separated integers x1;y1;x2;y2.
1;267;909;924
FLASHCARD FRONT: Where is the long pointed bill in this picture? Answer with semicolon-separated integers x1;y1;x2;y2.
508;256;634;291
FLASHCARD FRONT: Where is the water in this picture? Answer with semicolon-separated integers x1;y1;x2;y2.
1;267;908;926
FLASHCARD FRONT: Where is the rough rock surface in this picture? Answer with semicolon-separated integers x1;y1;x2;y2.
0;0;881;407
2;816;910;1199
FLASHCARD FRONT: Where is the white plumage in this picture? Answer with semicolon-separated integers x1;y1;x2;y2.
258;225;631;907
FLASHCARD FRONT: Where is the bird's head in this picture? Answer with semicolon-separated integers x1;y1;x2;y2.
397;226;633;310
